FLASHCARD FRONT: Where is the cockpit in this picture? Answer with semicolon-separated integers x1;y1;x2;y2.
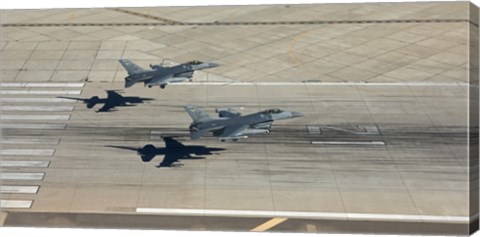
185;60;203;65
263;109;283;114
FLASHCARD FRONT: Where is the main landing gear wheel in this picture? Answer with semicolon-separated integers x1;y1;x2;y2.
160;85;166;89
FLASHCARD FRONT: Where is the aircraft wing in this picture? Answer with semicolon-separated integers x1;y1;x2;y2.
218;124;249;140
147;76;169;86
218;110;241;118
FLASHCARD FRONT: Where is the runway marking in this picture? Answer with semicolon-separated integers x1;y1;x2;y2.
1;90;82;95
251;217;288;232
0;98;76;103
3;18;474;27
1;172;45;180
2;124;66;129
136;208;472;224
306;125;322;134
1;186;39;194
0;138;59;144
0;149;54;156
0;200;33;209
1;106;74;111
0;83;84;87
168;82;469;87
310;125;380;135
1;160;50;168
312;141;386;145
2;115;70;120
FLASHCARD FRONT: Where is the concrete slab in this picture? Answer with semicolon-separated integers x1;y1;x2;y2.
15;70;54;82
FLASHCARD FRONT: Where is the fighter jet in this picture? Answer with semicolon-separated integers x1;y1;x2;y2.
106;137;225;167
58;90;153;112
184;105;304;142
118;59;219;88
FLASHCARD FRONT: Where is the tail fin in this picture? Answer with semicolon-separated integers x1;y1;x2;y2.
184;105;211;123
119;59;144;75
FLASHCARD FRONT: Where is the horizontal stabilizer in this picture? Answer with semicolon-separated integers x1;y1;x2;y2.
190;128;210;140
125;78;136;88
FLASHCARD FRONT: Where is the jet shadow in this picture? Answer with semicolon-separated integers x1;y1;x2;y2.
106;137;225;168
58;90;153;112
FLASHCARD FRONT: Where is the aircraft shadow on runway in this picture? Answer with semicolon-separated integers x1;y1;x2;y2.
58;90;154;112
106;137;225;168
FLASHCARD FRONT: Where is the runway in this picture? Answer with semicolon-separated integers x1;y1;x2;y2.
1;2;477;235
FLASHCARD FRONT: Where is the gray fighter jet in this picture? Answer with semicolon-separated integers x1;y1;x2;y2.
119;59;219;88
184;105;303;142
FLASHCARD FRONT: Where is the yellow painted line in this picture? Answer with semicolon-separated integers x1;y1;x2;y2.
288;31;309;65
1;212;8;226
251;217;288;232
306;224;318;233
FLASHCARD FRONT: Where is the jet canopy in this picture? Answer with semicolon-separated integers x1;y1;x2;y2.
185;60;203;65
263;109;284;114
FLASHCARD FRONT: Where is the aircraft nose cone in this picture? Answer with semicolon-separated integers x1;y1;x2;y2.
207;63;220;68
290;111;304;118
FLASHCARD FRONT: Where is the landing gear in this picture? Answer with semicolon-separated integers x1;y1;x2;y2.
148;85;152;88
160;85;166;89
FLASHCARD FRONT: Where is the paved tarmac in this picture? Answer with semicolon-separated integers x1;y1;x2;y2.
1;2;478;235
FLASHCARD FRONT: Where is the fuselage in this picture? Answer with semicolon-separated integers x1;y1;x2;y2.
190;112;273;132
128;64;196;82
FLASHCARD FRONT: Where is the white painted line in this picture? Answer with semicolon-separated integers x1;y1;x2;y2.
306;125;321;134
135;208;472;224
2;124;66;129
1;82;84;87
0;149;54;156
312;141;386;145
1;90;81;95
1;186;39;194
1;200;33;209
1;172;44;180
1;160;50;168
2;115;70;120
150;131;190;134
169;82;469;87
0;138;59;144
1;106;74;111
0;98;76;103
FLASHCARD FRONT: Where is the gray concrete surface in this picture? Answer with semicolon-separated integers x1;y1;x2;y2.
0;2;477;235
